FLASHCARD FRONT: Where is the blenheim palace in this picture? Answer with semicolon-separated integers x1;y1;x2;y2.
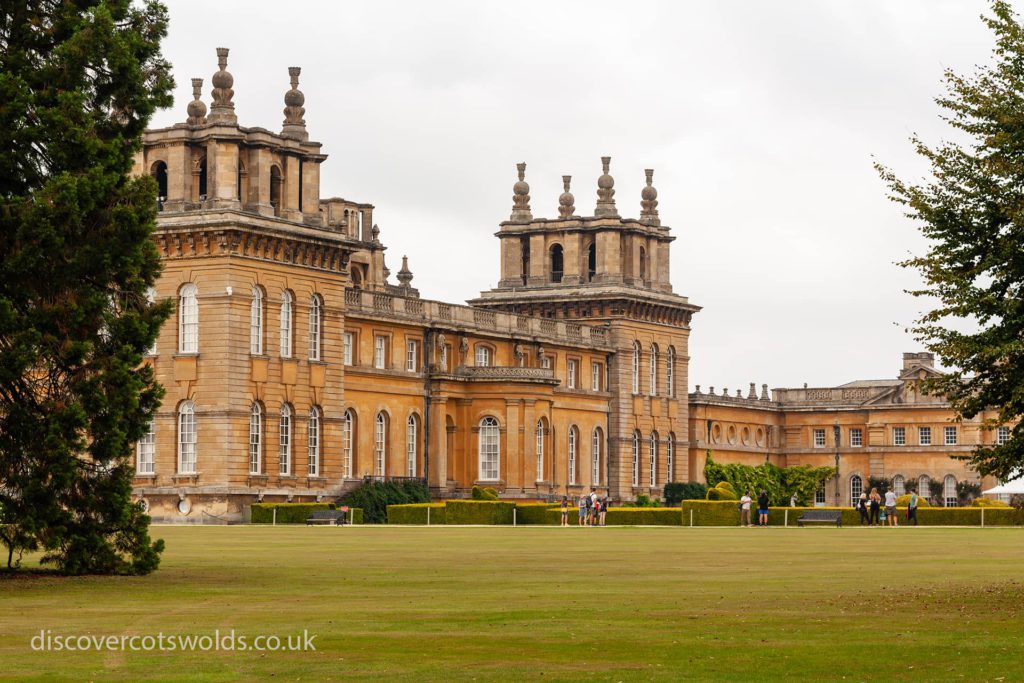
133;50;1009;521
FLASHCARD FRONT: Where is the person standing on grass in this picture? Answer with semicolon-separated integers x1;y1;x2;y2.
884;488;898;527
599;497;608;526
868;487;881;526
790;492;798;507
757;490;770;527
560;496;569;527
578;495;587;526
740;490;753;527
857;492;869;526
908;489;919;526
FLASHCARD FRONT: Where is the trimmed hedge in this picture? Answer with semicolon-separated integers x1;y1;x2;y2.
544;507;682;525
250;502;364;524
515;503;560;525
972;498;1010;507
681;500;741;526
386;503;446;525
678;500;1024;526
896;494;931;507
445;500;516;525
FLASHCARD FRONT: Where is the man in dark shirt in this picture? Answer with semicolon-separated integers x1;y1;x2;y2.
757;491;770;527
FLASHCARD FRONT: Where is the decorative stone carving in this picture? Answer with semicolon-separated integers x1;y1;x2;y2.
186;78;207;125
514;343;525;367
640;168;659;225
761;384;770;401
281;66;308;140
748;382;757;399
557;175;575;219
371;224;381;244
397;255;413;287
594;156;618;217
510;162;532;222
535;344;546;364
459;336;469;364
209;47;236;124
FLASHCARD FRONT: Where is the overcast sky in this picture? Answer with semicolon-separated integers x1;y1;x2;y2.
153;0;1003;391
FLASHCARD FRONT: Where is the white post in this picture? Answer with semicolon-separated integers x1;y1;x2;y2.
513;508;517;527
272;508;276;526
427;506;431;526
981;507;985;528
689;509;693;527
785;509;788;527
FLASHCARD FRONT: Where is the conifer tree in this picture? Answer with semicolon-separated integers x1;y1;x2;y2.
0;0;174;573
878;0;1024;481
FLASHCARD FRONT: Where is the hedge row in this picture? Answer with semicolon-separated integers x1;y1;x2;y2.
250;503;363;524
386;503;446;525
445;500;516;525
515;503;561;525
544;507;683;525
679;501;1024;526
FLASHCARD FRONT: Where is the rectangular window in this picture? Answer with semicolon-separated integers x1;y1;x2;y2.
592;362;602;392
944;426;958;445
475;346;491;367
137;420;155;474
893;427;906;446
919;426;932;446
541;355;552;370
997;426;1010;445
374;335;386;369
406;340;419;372
307;411;320;477
850;428;862;447
567;360;577;389
813;428;826;448
343;332;354;366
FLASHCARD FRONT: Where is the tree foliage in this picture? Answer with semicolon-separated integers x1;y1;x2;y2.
703;453;836;506
0;0;173;573
877;0;1024;481
663;481;707;505
339;480;431;524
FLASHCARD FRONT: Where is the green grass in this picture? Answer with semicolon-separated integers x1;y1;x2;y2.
2;526;1023;682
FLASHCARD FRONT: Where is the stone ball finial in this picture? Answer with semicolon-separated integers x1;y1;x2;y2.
209;47;237;123
595;156;618;217
640;168;660;225
558;175;576;219
371;223;381;243
186;78;207;125
282;66;308;140
510;162;532;222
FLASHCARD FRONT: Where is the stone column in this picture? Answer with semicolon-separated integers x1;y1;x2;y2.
428;398;448;489
505;399;521;492
562;232;583;284
528;233;547;285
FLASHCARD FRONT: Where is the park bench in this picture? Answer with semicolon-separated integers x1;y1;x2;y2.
796;509;842;527
306;509;346;526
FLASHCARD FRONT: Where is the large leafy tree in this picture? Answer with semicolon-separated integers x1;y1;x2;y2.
878;0;1024;482
0;1;174;573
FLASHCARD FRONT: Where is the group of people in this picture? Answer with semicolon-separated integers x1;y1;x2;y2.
739;490;770;527
560;492;608;527
857;487;920;526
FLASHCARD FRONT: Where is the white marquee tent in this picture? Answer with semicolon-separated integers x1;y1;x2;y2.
982;476;1024;496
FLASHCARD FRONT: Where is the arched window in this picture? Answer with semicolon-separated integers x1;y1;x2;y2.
342;410;355;479
178;283;198;353
650;431;659;487
270;165;282;216
374;412;388;476
568;426;578;485
649;344;659;396
666;432;675;483
151;161;168;205
550;244;564;283
587;242;597;282
351;266;363;290
280;290;293;358
918;475;931;501
250;286;264;355
308;406;321;476
475;345;491;367
406;414;419;477
815;484;826;506
137;419;156;475
177;401;196;474
667;347;676;398
521;237;530;285
309;294;322;361
592;427;603;486
479;417;500;481
850;474;863;504
632;341;641;394
893;474;905;497
535;419;545;483
197;157;208;200
631;431;640;487
279;404;292;475
248;403;262;474
943;474;958;507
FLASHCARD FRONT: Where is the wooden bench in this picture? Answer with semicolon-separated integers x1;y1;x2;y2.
306;510;346;526
796;509;842;527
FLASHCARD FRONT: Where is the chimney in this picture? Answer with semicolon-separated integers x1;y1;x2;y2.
902;352;935;371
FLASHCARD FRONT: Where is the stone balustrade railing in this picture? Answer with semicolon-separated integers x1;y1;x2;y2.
453;365;557;382
344;289;613;349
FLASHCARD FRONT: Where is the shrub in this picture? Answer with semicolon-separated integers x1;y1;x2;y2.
706;484;738;501
471;486;499;501
625;493;662;507
972;498;1010;507
387;503;446;525
515;503;560;525
339;479;431;524
543;507;681;525
704;452;836;506
681;500;741;526
445;500;515;525
664;482;707;505
896;494;931;507
250;503;334;524
716;481;736;494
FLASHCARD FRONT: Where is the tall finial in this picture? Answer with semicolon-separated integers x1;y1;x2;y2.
748;383;757;399
558;175;576;219
397;255;414;287
209;47;236;124
510;162;532;222
640;168;660;225
760;384;770;401
595;156;618;217
186;78;207;126
282;66;308;141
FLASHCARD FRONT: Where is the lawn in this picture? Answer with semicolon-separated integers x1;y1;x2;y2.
1;526;1022;682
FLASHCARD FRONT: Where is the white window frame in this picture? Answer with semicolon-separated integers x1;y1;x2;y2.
250;286;264;355
568;426;578;485
475;345;491;368
893;474;905;497
343;332;354;366
944;426;958;446
814;486;825;506
567;360;577;389
918;475;931;499
308;295;322;361
850;428;862;447
666;433;674;483
374;412;387;476
850;474;863;505
592;428;602;486
666;347;675;398
631;432;640;487
308;406;321;476
279;290;293;358
279;404;292;475
406;340;419;372
374;335;386;369
893;426;906;446
478;417;500;481
649;432;658;487
342;410;354;478
248;403;262;474
919;426;932;446
997;426;1010;445
178;283;198;354
406;414;418;477
137;419;155;475
631;342;640;394
535;420;545;482
813;428;826;448
943;474;958;507
591;362;601;392
649;344;658;397
541;354;551;370
177;401;197;474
